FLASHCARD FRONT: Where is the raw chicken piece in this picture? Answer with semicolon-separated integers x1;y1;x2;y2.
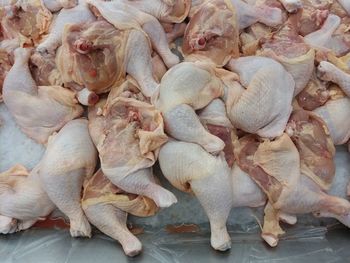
159;140;233;251
234;133;350;247
117;0;191;24
296;70;329;110
198;98;235;166
36;0;96;54
88;80;176;208
82;169;158;257
36;119;97;237
338;0;350;15
313;97;350;145
277;0;302;12
87;0;180;68
183;0;239;66
259;13;315;95
226;56;294;138
3;48;83;144
162;22;187;43
231;0;283;29
0;0;52;46
56;20;158;101
317;60;350;97
0;164;55;233
0;39;17;101
30;51;62;86
154;62;225;154
299;0;330;36
151;52;167;81
240;23;273;56
324;17;350;57
286;109;335;190
304;14;344;54
42;0;77;12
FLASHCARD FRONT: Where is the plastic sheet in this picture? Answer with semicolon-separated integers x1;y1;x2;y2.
0;225;349;263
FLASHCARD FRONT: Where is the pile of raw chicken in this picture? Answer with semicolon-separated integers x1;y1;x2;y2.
1;0;350;257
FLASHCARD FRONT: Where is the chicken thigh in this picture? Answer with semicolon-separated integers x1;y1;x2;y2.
3;48;83;144
226;56;294;137
36;119;97;237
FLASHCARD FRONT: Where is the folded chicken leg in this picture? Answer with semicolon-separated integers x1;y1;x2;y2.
36;119;98;237
155;62;225;154
226;56;294;138
3;48;83;144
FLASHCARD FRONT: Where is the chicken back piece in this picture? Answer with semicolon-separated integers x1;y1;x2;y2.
0;164;55;234
286;109;335;191
82;169;158;257
87;0;179;68
0;0;52;47
88;80;176;208
36;119;98;237
183;0;239;66
3;48;83;144
233;133;350;247
259;12;315;95
226;56;295;138
299;0;330;36
57;20;158;103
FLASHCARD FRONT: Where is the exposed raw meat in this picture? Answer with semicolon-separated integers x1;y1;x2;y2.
154;61;225;154
30;51;62;86
87;0;180;68
183;0;239;66
56;20;158;101
226;56;294;137
88;80;176;208
299;0;330;36
82;169;158;256
259;13;315;95
3;48;83;144
36;119;97;237
36;0;96;54
286;109;336;190
0;0;52;46
296;70;329;110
